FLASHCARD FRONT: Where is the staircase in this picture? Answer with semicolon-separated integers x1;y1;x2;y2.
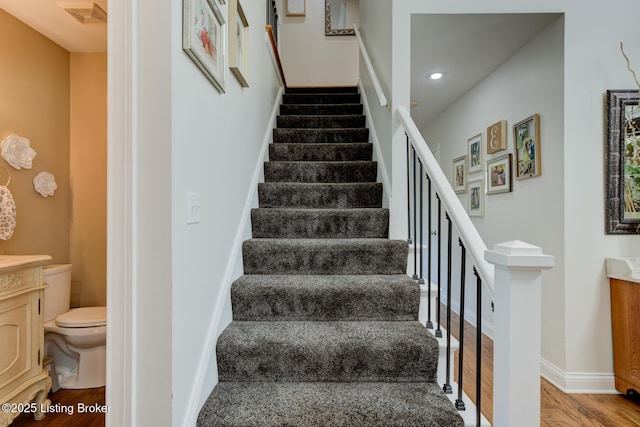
197;87;464;426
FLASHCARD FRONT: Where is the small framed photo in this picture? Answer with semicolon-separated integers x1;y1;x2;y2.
183;0;226;93
487;120;507;154
468;133;483;174
486;153;513;194
286;0;306;16
229;0;249;87
453;155;467;193
468;177;485;217
514;114;541;179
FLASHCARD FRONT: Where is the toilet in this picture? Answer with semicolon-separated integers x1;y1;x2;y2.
43;264;106;389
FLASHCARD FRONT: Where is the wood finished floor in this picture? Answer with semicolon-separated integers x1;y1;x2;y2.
10;387;105;427
439;303;640;426
7;309;640;427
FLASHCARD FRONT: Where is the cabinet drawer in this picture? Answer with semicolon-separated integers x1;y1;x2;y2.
0;267;38;296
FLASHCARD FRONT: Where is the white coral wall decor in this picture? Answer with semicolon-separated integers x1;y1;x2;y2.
1;134;37;170
33;171;57;198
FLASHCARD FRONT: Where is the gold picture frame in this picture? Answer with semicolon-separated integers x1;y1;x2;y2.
487;120;507;154
286;0;306;16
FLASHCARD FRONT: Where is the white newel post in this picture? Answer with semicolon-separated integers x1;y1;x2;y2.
485;241;554;427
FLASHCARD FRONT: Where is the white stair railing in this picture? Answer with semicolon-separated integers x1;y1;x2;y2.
398;106;554;427
355;20;555;427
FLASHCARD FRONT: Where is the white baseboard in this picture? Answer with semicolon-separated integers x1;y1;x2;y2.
545;363;618;394
540;358;618;394
183;87;284;427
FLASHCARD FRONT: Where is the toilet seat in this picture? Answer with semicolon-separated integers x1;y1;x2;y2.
55;307;106;328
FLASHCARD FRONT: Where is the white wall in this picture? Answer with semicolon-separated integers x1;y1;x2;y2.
170;0;281;425
275;0;359;86
108;0;281;423
358;0;393;199
390;0;640;392
421;17;565;369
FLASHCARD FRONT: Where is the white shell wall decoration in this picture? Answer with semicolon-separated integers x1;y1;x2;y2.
1;134;37;170
33;171;57;198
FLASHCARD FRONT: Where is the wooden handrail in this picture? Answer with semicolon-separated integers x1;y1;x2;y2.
266;25;287;88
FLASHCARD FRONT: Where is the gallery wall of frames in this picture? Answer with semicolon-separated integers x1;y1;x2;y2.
452;114;542;218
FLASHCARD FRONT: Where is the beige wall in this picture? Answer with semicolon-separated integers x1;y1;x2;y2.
0;11;106;308
0;10;70;263
276;0;359;86
70;54;107;307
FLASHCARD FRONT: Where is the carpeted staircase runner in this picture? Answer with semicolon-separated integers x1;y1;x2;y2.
197;87;464;426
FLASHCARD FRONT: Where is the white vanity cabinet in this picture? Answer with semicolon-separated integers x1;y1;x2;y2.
0;255;52;427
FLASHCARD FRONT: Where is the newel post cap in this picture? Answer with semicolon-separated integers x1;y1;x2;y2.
485;240;554;270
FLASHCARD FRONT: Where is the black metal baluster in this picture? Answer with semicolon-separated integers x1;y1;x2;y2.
444;213;453;394
426;175;433;329
406;134;412;244
456;240;467;411
435;194;442;338
474;267;482;427
412;148;418;280
418;160;424;284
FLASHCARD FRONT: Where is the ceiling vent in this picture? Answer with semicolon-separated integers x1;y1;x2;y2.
64;3;107;24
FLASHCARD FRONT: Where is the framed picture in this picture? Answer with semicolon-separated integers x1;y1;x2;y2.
453;155;467;193
487;120;507;154
605;90;640;234
468;177;485;217
229;0;249;87
325;0;356;36
467;133;483;174
514;114;541;179
183;0;226;93
486;154;513;194
286;0;306;16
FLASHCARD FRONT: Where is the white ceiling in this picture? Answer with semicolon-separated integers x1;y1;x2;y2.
0;0;107;52
410;13;561;129
0;5;559;130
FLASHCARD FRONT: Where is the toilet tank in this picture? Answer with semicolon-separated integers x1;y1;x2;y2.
43;264;72;322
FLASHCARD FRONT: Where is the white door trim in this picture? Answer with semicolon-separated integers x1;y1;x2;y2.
106;0;135;425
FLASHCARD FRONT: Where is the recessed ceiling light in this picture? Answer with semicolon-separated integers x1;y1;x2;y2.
428;72;445;80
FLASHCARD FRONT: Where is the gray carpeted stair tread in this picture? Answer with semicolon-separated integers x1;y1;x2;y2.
277;115;366;129
273;128;369;143
283;93;361;104
217;321;438;382
280;103;363;115
285;86;359;94
269;142;372;161
198;381;464;427
258;182;382;208
198;80;463;426
251;208;388;238
264;161;377;183
231;274;418;321
243;238;407;275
